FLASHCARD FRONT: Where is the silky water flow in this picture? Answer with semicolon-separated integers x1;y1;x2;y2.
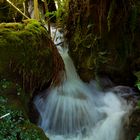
34;28;132;140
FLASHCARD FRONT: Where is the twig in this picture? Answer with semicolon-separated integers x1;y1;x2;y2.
0;113;10;119
6;0;30;19
43;0;51;35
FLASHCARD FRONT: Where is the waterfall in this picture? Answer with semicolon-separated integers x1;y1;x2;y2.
34;47;131;140
34;28;132;140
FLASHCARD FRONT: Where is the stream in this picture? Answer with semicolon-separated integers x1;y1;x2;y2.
34;26;132;140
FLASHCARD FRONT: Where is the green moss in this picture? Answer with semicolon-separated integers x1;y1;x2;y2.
0;19;53;93
0;79;29;115
134;71;140;90
0;95;48;140
0;78;49;140
0;22;24;30
19;122;48;140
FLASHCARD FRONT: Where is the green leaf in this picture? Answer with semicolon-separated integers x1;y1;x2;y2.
135;82;140;90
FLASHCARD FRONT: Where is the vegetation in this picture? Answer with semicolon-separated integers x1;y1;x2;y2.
0;5;63;139
0;19;55;93
135;74;140;140
0;78;48;140
0;0;27;22
0;0;140;140
134;71;140;90
135;134;140;140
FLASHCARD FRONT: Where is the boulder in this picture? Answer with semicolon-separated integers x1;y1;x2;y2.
0;19;64;140
0;19;63;94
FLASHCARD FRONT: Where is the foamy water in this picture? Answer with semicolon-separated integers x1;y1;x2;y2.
34;26;132;140
34;46;132;140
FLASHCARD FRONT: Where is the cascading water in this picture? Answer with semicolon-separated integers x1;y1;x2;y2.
34;28;132;140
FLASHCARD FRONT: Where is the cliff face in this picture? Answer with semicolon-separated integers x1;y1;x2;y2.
65;0;140;86
64;1;140;139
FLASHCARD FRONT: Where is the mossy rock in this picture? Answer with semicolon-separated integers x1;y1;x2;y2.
0;79;49;139
0;20;63;138
19;122;48;140
0;19;57;94
0;79;29;114
0;94;49;140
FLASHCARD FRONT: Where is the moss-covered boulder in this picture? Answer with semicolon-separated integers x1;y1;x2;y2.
0;19;63;137
0;70;50;139
0;93;48;140
0;19;64;139
0;19;63;94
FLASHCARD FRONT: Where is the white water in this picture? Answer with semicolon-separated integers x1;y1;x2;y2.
34;45;132;140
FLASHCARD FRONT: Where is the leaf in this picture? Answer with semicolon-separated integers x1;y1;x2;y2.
134;71;140;81
135;82;140;90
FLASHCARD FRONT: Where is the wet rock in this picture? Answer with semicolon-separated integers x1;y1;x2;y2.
110;85;140;106
124;108;140;140
65;0;140;86
111;86;135;95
